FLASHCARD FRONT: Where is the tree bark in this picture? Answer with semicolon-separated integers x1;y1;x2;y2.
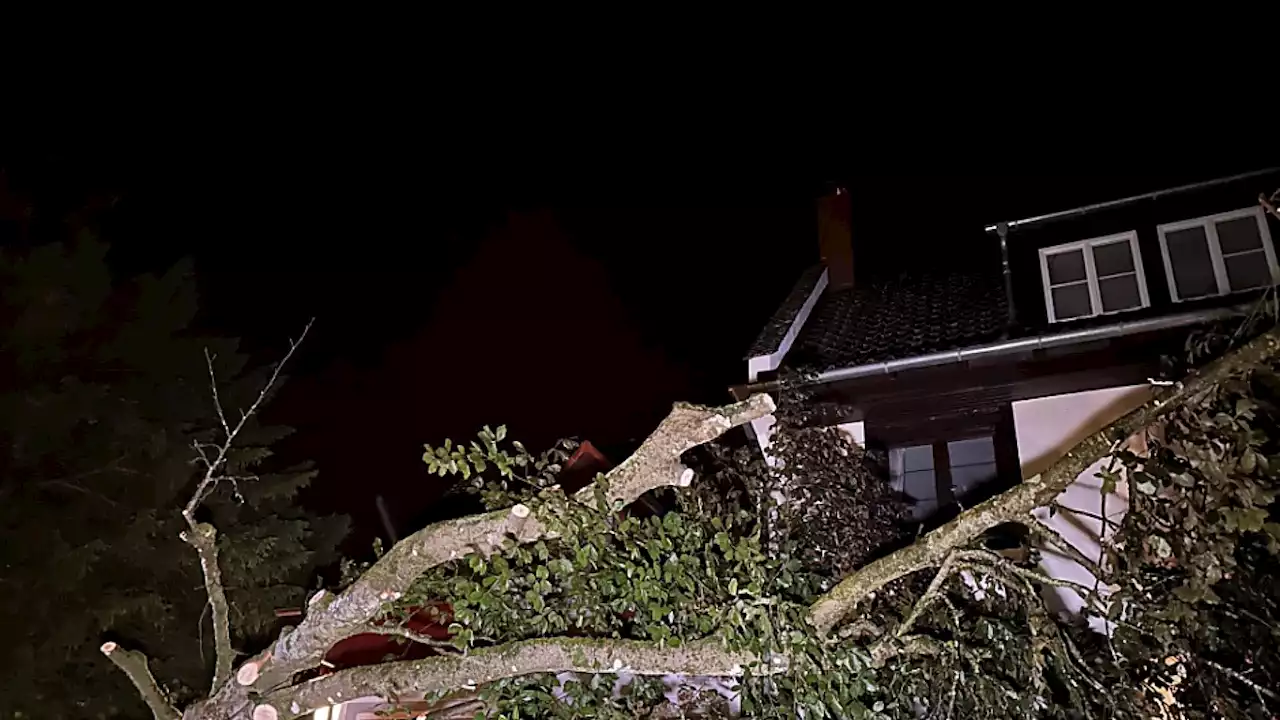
100;642;181;720
255;637;780;720
808;326;1280;635
181;522;235;692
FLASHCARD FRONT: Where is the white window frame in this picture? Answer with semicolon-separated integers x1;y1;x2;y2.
1038;231;1150;323
1158;206;1280;302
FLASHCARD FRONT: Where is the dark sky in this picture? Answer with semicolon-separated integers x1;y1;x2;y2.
3;150;1268;549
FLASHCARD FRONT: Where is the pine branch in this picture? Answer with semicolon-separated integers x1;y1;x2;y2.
237;394;776;694
100;642;181;720
808;325;1280;635
253;636;781;720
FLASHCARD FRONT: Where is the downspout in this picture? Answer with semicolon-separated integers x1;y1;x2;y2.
997;221;1017;334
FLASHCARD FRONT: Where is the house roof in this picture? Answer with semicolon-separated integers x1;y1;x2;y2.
744;264;827;360
781;270;1010;372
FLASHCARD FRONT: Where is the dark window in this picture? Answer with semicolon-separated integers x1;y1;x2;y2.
947;437;998;500
1098;275;1142;312
1162;209;1277;300
1092;241;1135;276
1223;254;1271;290
1217;216;1264;254
1165;226;1217;299
1050;283;1092;320
891;436;1002;520
1216;216;1270;291
1042;234;1147;323
1046;250;1087;284
890;444;938;519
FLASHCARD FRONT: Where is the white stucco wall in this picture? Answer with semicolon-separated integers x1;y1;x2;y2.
1013;384;1150;632
751;383;1149;635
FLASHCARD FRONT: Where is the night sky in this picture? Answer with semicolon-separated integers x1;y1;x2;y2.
2;150;1264;550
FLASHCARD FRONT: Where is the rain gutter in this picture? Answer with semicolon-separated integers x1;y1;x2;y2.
734;304;1247;396
982;168;1279;234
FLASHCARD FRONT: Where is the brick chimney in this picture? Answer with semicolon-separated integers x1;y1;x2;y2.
817;186;853;291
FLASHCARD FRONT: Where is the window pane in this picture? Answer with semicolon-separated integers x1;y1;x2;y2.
1216;216;1264;254
1098;274;1142;312
952;462;998;498
910;499;939;520
1046;250;1087;284
1224;250;1272;291
901;444;934;472
1165;226;1217;299
1051;283;1092;320
901;469;936;502
1092;240;1135;277
947;437;994;467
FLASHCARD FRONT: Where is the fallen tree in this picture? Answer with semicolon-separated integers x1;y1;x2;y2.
102;186;1280;716
95;313;1280;719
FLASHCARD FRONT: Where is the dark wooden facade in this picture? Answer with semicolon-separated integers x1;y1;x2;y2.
1005;172;1280;331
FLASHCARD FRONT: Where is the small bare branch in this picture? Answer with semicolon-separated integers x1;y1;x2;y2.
1052;502;1123;530
1027;520;1103;576
364;625;461;651
895;550;964;638
964;557;1100;602
183;318;314;524
1201;657;1279;701
205;347;231;439
100;642;181;720
1261;190;1280;223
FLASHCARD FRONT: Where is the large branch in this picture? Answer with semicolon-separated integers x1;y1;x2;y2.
808;325;1280;635
253;636;779;720
241;394;776;693
181;523;235;692
100;642;181;720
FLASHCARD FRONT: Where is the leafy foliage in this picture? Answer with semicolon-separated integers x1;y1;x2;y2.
0;239;347;719
1099;340;1280;717
391;311;1280;718
397;394;909;718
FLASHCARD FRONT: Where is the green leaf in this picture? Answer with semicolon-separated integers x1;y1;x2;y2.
496;424;507;441
1242;448;1258;473
1149;535;1172;558
1239;507;1268;532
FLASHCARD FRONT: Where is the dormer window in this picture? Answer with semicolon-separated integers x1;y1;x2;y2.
1158;207;1279;301
1038;231;1150;323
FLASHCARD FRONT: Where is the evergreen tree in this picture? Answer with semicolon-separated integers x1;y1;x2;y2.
0;238;347;719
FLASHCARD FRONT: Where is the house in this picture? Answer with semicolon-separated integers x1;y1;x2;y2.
733;169;1280;624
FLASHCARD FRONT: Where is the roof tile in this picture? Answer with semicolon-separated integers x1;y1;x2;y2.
785;271;1009;371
